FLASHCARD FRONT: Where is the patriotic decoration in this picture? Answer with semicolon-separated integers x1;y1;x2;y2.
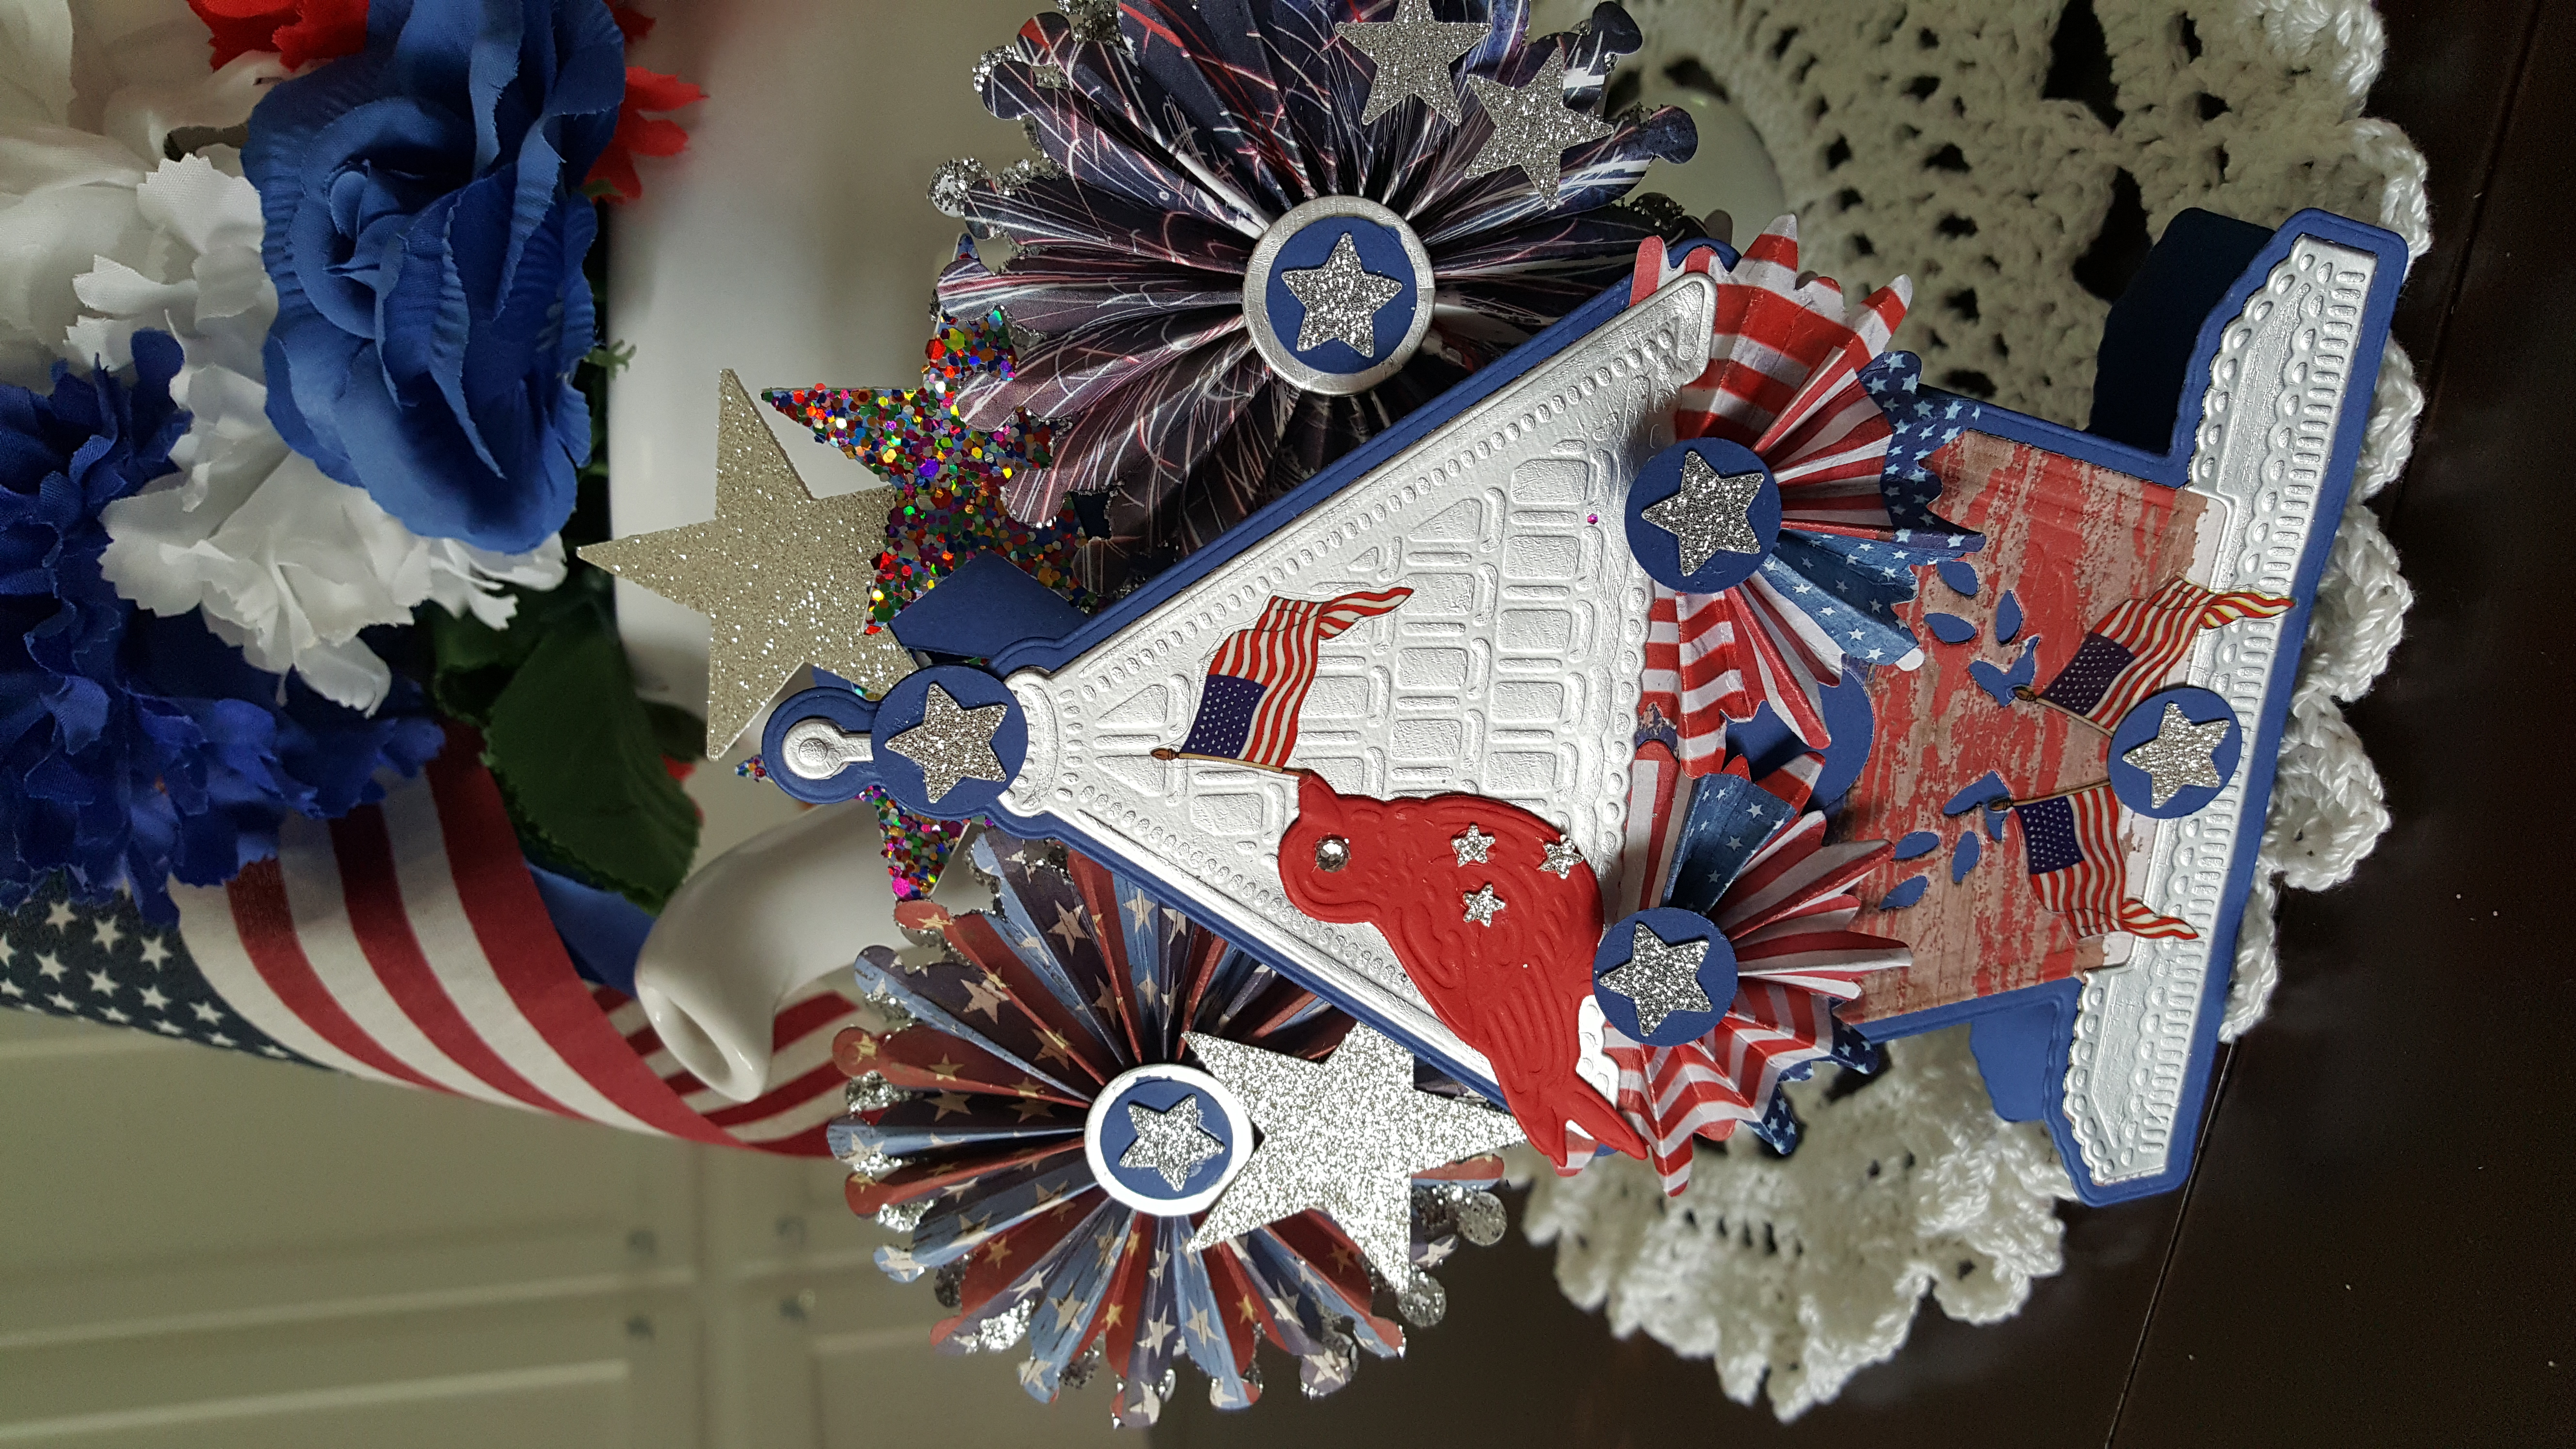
931;0;1696;563
1598;742;1908;1194
1165;587;1411;768
2034;579;2294;727
18;734;861;1155
834;826;1504;1423
1634;220;1979;759
2008;784;2196;942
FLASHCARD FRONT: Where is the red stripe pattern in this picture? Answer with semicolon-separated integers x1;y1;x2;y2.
173;738;855;1155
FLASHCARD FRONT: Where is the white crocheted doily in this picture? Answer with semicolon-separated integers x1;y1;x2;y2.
1517;0;2427;1419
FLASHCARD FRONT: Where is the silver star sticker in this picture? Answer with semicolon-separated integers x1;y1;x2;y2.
1336;0;1488;125
1119;1094;1225;1191
884;683;1010;804
1186;1026;1522;1292
1461;882;1505;926
1597;919;1716;1034
1538;837;1582;878
1451;824;1495;866
1462;50;1617;199
2121;701;2230;807
1281;232;1406;356
1642;450;1766;574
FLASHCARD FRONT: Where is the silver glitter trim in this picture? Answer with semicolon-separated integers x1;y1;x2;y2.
963;1297;1035;1352
1280;233;1407;356
844;1072;907;1112
970;44;1017;96
2121;701;2230;807
1642;450;1766;573
883;683;1012;804
841;1145;904;1181
875;1198;930;1233
928;158;991;222
1057;0;1120;45
1396;1276;1447;1327
1597;918;1716;1033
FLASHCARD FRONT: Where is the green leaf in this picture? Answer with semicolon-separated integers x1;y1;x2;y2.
482;625;700;912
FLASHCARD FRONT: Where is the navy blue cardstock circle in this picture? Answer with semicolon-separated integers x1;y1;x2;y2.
1261;214;1425;378
1096;1076;1237;1203
759;685;880;805
1593;906;1739;1046
866;665;1028;819
2108;685;2242;818
1625;439;1783;594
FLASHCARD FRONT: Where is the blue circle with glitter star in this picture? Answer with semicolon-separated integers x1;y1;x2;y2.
1626;438;1784;594
1592;907;1739;1046
866;665;1028;820
1262;215;1423;375
2107;685;2242;819
1096;1075;1238;1208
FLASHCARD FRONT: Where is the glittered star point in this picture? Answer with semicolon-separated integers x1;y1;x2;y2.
1462;50;1618;199
1538;837;1583;878
579;371;913;751
1597;919;1715;1034
1185;1026;1521;1290
1336;0;1489;126
1281;233;1407;356
1450;824;1495;866
1119;1093;1224;1191
884;683;1010;803
1642;450;1767;574
1461;882;1505;925
2122;701;2230;806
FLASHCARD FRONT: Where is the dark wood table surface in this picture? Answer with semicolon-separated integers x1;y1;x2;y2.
1160;4;2575;1443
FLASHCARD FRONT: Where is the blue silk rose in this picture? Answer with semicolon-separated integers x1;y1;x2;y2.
245;0;623;553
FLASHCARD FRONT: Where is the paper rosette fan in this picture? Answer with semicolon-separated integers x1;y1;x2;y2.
830;827;1510;1424
935;0;1697;564
1630;220;1980;758
1598;743;1910;1194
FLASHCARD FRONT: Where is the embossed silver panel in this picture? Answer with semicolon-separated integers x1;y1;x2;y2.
2061;237;2380;1185
1000;274;1720;1082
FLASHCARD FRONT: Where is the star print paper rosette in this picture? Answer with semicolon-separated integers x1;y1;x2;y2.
830;827;1519;1423
1591;743;1910;1193
1626;221;1982;758
933;0;1697;563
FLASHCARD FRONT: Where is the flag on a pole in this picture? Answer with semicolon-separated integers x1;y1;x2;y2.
1166;588;1410;768
2011;783;2196;940
2035;579;2292;727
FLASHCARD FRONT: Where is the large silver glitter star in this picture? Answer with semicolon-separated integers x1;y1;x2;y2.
1641;450;1767;574
883;683;1010;803
1450;824;1495;866
1336;0;1488;125
1462;50;1617;199
1119;1094;1224;1191
1596;919;1716;1034
1185;1026;1522;1290
1538;837;1582;879
1461;882;1505;925
2121;701;2230;807
1281;233;1406;356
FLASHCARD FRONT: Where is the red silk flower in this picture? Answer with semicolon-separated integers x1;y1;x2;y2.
188;0;366;70
585;65;705;204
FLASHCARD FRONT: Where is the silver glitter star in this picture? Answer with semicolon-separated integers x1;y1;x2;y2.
1461;882;1505;926
884;683;1010;803
1596;919;1715;1034
1451;824;1495;866
1281;233;1406;356
1336;0;1488;126
1462;50;1617;199
2121;701;2230;807
1185;1026;1522;1291
1119;1094;1224;1191
1642;450;1767;574
1538;837;1582;878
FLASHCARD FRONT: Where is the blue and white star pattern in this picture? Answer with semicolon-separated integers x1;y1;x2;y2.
0;876;313;1065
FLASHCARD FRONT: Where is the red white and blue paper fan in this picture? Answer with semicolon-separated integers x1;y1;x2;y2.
932;0;1696;570
831;826;1508;1423
1628;220;1980;759
1595;741;1909;1194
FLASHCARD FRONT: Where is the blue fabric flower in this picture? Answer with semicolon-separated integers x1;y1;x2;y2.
1;332;446;923
245;0;624;553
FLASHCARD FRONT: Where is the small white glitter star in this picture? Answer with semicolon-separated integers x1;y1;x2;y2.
1462;50;1617;198
883;683;1011;804
45;902;75;930
1450;824;1495;866
1596;919;1716;1034
1336;0;1487;125
1460;883;1505;926
1538;838;1583;878
2122;701;2230;806
1281;232;1406;356
1642;450;1766;573
1119;1093;1225;1191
